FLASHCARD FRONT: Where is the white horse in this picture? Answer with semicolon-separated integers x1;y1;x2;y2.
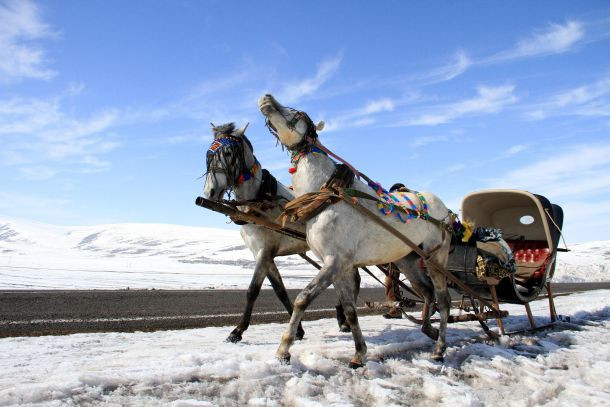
202;122;358;342
259;94;453;366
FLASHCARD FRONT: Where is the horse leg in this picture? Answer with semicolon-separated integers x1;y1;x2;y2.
226;251;271;343
336;268;360;333
394;255;438;340
276;257;339;364
266;261;305;340
425;242;451;361
335;269;367;368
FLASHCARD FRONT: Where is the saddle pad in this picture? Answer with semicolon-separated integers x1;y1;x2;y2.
367;181;428;221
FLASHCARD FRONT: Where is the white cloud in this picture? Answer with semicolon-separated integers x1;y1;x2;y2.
425;51;472;83
0;93;120;175
164;133;206;145
489;143;610;198
0;0;56;83
488;21;584;63
505;144;527;156
413;135;450;147
188;70;253;100
17;165;57;180
404;85;517;126
526;75;610;120
278;53;342;103
322;97;395;132
357;99;395;115
447;164;467;173
490;144;610;243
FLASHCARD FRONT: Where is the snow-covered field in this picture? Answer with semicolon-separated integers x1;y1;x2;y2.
0;216;608;290
1;290;608;406
0;216;314;290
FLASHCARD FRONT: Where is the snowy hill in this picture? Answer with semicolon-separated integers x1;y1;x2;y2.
0;216;607;289
0;217;312;290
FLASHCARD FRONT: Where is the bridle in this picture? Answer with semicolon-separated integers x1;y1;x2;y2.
264;108;319;152
265;107;362;178
205;135;260;196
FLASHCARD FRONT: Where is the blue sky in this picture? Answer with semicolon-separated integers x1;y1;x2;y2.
1;0;609;243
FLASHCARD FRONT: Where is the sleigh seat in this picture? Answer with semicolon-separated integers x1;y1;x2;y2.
507;240;551;281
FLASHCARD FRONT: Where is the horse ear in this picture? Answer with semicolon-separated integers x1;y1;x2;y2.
316;121;325;131
235;122;249;137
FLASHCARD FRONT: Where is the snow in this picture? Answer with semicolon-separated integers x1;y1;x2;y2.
0;216;314;290
0;290;609;406
0;216;607;290
552;240;610;283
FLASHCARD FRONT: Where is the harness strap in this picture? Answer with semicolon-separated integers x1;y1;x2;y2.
340;193;501;317
256;169;278;200
307;137;374;183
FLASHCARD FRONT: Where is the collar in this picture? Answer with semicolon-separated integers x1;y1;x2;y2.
237;159;260;184
288;144;326;174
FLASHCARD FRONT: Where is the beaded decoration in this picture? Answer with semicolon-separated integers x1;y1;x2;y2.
289;145;326;174
367;180;425;224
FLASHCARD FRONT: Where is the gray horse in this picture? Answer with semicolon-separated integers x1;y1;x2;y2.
259;94;453;366
202;122;358;343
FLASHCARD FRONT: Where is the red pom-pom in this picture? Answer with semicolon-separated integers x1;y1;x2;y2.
288;167;297;174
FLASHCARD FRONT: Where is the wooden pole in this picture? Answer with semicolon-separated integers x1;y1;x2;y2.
490;285;505;335
546;282;557;322
458;295;466;315
524;302;536;329
298;253;321;270
195;197;306;240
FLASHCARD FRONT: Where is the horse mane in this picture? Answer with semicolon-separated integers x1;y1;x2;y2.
212;122;236;138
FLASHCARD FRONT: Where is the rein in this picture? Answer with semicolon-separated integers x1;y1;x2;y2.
306;136;368;182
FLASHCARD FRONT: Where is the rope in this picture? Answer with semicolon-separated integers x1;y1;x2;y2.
306;137;375;184
277;188;341;226
545;208;569;252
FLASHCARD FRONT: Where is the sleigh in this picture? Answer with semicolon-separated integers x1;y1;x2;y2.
398;189;566;336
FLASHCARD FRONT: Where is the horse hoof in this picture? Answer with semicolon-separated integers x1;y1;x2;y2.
277;353;291;365
296;328;305;341
339;324;351;333
348;361;364;369
226;330;242;343
422;327;439;341
431;353;445;362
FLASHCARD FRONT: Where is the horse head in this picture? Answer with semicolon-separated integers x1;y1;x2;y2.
203;122;257;200
258;94;324;150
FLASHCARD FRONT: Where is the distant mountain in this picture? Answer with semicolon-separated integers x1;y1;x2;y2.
0;216;607;289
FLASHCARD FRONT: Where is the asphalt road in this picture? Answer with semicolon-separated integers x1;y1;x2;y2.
1;283;608;338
